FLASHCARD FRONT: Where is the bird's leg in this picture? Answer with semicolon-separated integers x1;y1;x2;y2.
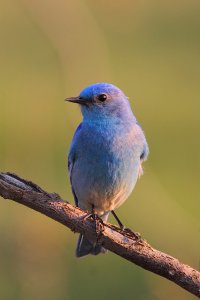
82;205;102;222
111;210;141;241
91;205;104;228
111;210;125;230
82;206;104;235
90;205;104;245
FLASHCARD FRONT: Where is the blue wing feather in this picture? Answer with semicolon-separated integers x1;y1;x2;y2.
140;142;149;161
68;123;83;206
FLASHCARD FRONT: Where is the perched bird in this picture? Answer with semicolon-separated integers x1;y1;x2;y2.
66;83;149;257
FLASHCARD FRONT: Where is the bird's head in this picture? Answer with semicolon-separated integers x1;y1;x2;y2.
66;83;134;121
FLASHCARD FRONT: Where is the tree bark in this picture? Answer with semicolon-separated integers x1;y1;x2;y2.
0;172;199;298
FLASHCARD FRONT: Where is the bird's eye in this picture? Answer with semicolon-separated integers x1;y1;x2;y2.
98;94;107;102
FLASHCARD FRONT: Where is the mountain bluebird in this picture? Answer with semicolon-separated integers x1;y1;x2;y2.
66;83;149;257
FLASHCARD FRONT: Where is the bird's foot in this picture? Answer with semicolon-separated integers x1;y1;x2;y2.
90;213;104;246
82;209;104;244
121;227;142;242
82;211;104;225
111;210;142;243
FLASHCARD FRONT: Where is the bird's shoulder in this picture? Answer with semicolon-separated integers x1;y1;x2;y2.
132;122;149;160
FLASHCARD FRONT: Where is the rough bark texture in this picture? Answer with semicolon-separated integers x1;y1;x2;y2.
0;172;199;298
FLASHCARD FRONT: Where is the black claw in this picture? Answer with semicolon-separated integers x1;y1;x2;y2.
88;205;104;244
122;227;142;242
111;210;142;242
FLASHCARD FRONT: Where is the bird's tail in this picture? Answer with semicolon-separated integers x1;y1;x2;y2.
75;212;109;258
76;234;107;257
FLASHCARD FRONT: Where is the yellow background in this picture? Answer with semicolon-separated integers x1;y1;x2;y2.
0;0;200;299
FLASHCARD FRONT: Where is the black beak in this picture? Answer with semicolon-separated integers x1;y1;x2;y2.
65;96;86;104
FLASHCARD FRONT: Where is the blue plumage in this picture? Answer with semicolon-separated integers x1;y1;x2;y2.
67;83;149;257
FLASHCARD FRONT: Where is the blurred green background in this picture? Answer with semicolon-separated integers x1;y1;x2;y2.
0;0;200;299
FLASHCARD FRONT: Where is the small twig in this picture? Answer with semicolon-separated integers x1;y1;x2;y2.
0;172;199;298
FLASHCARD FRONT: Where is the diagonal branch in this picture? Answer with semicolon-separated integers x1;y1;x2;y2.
0;172;199;298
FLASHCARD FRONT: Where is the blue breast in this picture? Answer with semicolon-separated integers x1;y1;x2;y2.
75;119;142;198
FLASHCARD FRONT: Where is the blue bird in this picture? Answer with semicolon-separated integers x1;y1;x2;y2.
66;83;149;257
